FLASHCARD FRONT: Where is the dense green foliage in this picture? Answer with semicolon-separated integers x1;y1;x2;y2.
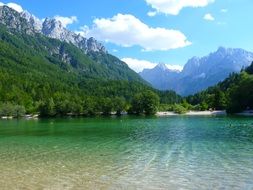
130;90;160;115
173;104;188;114
187;62;253;113
245;63;253;74
0;103;26;118
0;25;180;117
159;99;192;114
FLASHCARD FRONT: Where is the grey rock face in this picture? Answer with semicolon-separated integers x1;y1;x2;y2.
87;37;106;53
140;47;253;96
41;18;106;54
20;10;42;32
0;6;34;34
0;5;107;54
42;18;75;42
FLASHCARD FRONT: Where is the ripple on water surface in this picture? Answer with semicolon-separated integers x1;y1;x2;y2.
0;116;253;189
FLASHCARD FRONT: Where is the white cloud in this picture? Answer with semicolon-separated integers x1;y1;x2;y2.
80;14;191;51
112;49;118;53
122;58;156;72
221;9;228;13
165;64;183;71
203;13;215;21
7;2;23;13
121;57;183;73
75;25;89;37
145;0;215;15
147;11;157;17
0;2;23;13
54;15;78;27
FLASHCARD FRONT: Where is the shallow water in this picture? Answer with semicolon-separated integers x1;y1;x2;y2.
0;116;253;190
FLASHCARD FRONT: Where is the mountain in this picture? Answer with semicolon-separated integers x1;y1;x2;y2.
0;5;182;116
140;47;253;96
0;5;145;83
41;18;106;54
0;5;106;54
21;10;42;32
0;5;35;34
140;63;180;90
187;62;253;113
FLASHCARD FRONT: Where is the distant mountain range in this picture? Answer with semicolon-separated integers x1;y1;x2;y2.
140;47;253;96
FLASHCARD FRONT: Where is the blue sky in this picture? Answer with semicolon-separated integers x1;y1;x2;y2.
1;0;253;72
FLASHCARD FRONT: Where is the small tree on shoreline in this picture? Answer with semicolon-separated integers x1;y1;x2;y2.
130;91;160;115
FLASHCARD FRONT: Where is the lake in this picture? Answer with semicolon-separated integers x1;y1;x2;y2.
0;116;253;190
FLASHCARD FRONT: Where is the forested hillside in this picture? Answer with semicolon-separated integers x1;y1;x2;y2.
0;24;181;117
187;62;253;113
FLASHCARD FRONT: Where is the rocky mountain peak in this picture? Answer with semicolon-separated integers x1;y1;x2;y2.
87;37;107;53
155;63;168;71
41;18;107;54
0;5;34;34
0;5;17;16
0;5;107;54
21;10;42;32
42;18;72;41
182;56;201;76
214;46;252;58
140;47;253;95
42;18;65;33
217;46;227;53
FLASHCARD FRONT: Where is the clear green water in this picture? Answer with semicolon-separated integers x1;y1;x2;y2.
0;116;253;190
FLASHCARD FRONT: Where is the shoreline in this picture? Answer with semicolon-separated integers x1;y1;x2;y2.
235;111;253;116
1;110;253;120
156;110;227;117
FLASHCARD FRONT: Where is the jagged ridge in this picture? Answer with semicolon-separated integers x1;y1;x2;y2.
0;5;106;54
140;47;253;96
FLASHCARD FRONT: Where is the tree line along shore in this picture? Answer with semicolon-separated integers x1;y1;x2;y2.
1;61;253;119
